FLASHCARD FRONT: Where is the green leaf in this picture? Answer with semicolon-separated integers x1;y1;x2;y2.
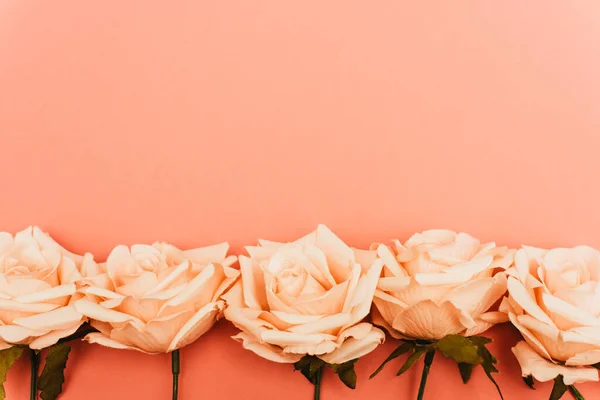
523;375;535;389
294;355;324;385
38;343;71;400
592;362;600;370
397;346;430;376
0;346;24;400
436;335;482;365
549;376;567;400
480;355;504;400
457;362;474;383
469;336;493;346
370;341;415;378
568;385;585;400
331;359;357;390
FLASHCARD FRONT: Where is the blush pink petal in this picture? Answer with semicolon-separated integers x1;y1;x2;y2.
566;350;600;366
221;281;245;308
348;259;384;323
320;327;385;364
239;256;268;310
223;307;276;339
290;279;349;315
377;277;412;292
12;283;76;304
0;299;60;313
260;330;336;347
13;305;82;331
462;312;508;336
444;274;507;319
168;301;222;351
507;277;555;326
376;244;407;278
282;341;337;356
392;300;466;340
84;332;140;352
302;245;336;289
414;256;493;286
148;260;189;295
0;325;49;343
269;310;324;325
117;272;159;298
507;312;554;360
75;299;144;330
512;341;599;385
232;332;303;363
314;225;354;283
106;245;133;280
541;292;600;330
29;325;81;350
288;313;351;335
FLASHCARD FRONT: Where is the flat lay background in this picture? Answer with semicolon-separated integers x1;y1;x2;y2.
2;1;600;399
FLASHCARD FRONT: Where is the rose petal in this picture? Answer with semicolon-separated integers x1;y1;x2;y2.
414;256;493;286
376;244;407;278
232;332;302;363
12;283;76;304
168;302;222;351
512;341;599;385
288;313;351;335
74;299;144;330
84;332;142;352
320;327;385;364
444;274;507;319
0;325;48;344
29;325;81;349
507;277;555;326
13;306;82;331
392;300;466;340
542;292;600;330
314;225;354;283
239;256;268;310
566;350;600;366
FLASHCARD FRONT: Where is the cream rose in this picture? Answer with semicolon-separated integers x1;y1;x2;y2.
502;246;600;385
372;230;514;340
223;225;385;366
0;227;93;350
75;242;238;353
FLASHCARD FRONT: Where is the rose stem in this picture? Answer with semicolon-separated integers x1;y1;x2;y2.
30;349;39;400
568;385;585;400
417;350;435;400
172;350;180;400
314;365;323;400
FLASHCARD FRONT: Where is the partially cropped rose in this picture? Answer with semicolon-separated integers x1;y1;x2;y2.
372;230;514;340
0;227;93;350
501;246;600;386
223;225;385;367
75;242;238;353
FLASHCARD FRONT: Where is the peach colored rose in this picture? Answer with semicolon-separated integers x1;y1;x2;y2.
223;225;385;365
372;230;514;340
501;246;600;385
0;227;94;350
75;242;238;353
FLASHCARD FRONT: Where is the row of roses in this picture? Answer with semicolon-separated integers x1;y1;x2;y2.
0;225;598;400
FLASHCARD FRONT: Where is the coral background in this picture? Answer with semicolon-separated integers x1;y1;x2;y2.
2;1;600;399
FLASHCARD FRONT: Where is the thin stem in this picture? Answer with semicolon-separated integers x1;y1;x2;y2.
417;350;435;400
172;350;180;400
314;365;323;400
568;385;585;400
30;349;39;400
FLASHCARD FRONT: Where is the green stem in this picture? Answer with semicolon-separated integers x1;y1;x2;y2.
314;365;323;400
30;349;39;400
417;350;435;400
568;385;585;400
172;350;180;400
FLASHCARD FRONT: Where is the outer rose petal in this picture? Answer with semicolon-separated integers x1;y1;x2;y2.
167;301;222;351
512;341;599;385
29;325;81;350
233;332;303;363
13;305;82;331
392;300;466;340
320;326;385;364
84;332;141;352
